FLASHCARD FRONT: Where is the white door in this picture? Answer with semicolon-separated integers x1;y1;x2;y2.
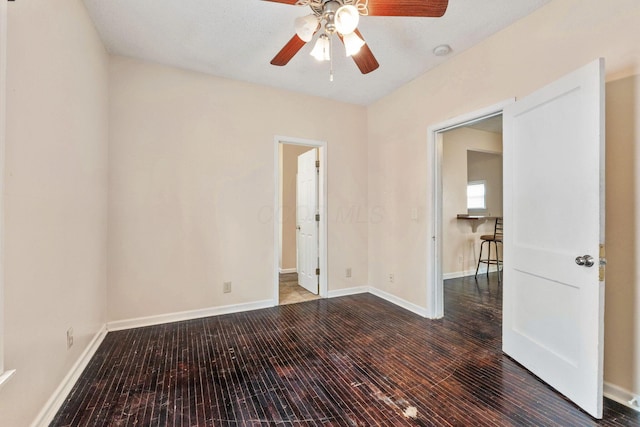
503;59;605;418
296;149;319;294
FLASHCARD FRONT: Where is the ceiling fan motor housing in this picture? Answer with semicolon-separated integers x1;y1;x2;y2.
310;0;340;16
320;1;340;34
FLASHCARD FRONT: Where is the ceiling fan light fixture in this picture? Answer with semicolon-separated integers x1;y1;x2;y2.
295;14;319;42
335;5;359;35
343;31;365;56
310;34;331;61
268;0;449;76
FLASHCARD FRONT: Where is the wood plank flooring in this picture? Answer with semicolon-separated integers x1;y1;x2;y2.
51;274;639;426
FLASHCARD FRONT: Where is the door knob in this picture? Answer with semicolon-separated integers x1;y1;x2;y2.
575;255;594;267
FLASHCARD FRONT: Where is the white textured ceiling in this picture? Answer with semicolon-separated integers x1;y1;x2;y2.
83;0;551;106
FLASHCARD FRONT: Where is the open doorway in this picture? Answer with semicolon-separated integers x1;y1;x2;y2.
441;116;503;281
440;116;503;318
274;137;328;306
426;100;513;319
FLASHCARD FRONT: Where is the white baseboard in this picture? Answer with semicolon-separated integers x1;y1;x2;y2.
443;270;476;280
443;265;500;280
368;287;429;318
329;285;429;318
328;286;369;298
604;381;640;412
107;299;274;332
328;285;429;317
279;268;297;274
31;325;108;427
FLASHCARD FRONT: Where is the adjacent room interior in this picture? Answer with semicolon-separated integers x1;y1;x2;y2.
442;115;503;282
278;143;322;305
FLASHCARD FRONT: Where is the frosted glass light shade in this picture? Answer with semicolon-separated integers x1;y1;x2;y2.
295;14;319;42
310;34;330;61
335;5;359;35
343;31;365;56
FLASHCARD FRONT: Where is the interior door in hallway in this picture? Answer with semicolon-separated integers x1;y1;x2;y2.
296;148;319;294
503;58;605;418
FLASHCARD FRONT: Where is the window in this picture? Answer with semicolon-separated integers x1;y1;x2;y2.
467;181;486;210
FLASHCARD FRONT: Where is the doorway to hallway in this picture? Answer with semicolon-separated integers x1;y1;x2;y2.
274;137;328;306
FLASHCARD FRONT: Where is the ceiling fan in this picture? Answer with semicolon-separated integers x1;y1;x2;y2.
264;0;449;78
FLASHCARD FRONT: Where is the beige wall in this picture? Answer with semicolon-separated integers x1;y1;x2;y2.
467;151;502;216
0;0;109;425
367;0;640;397
604;74;640;396
108;56;368;322
0;0;6;387
280;145;315;272
442;127;502;276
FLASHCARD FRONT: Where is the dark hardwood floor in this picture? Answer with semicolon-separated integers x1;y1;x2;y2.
51;274;639;426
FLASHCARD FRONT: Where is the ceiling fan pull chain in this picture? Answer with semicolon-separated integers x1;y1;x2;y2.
329;34;334;82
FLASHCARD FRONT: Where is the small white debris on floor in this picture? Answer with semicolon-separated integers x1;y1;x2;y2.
403;406;418;419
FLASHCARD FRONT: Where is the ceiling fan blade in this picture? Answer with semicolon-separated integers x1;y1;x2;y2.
366;0;449;17
271;34;307;66
339;29;380;74
261;0;299;4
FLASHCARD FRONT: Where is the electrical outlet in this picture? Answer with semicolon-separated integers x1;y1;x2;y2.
66;327;74;349
389;273;394;283
458;255;464;264
345;268;352;278
223;281;232;293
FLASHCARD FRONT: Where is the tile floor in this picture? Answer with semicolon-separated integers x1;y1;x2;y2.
278;272;320;305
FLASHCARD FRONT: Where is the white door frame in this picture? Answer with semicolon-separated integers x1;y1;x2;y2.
273;136;328;305
425;99;514;319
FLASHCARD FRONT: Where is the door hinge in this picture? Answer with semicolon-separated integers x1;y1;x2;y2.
315;213;320;222
316;160;320;168
315;268;320;276
599;244;606;281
